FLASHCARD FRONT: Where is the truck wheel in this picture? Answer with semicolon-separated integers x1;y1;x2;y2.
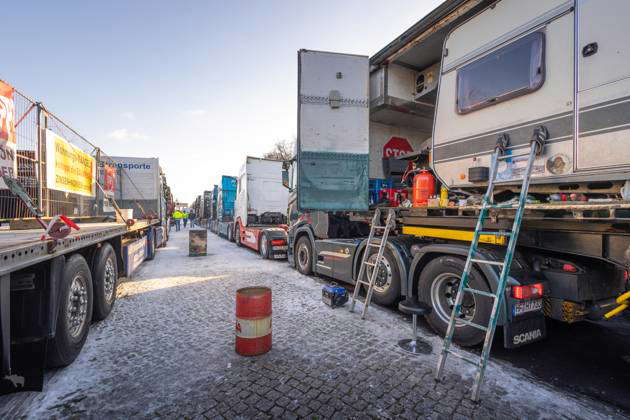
92;243;118;321
418;256;493;347
259;232;270;259
228;225;234;242
363;247;401;306
295;236;312;275
235;224;242;247
47;254;94;367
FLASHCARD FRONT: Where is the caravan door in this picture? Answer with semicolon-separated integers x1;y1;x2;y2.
576;0;630;170
297;50;369;211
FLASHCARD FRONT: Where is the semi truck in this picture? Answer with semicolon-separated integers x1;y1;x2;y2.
200;190;213;226
0;87;169;394
208;184;219;231
284;0;630;350
211;176;237;241
233;157;289;259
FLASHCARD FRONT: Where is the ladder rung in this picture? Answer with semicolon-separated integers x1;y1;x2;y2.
357;280;370;286
478;231;511;237
367;243;381;247
364;262;376;267
470;258;504;266
498;152;530;160
457;319;488;331
372;226;387;230
483;204;515;209
446;348;480;366
463;287;497;299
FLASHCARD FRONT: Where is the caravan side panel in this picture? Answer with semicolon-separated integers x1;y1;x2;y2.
576;0;630;171
433;0;574;187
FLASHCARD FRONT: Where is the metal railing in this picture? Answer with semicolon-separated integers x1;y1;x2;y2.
1;86;169;222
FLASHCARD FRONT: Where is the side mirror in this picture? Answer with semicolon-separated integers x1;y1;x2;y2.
281;169;289;189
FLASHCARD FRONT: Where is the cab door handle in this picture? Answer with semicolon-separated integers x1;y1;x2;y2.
582;42;598;57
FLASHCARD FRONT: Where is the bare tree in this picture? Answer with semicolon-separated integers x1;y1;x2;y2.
263;138;295;161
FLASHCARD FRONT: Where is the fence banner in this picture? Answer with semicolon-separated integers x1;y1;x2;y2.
45;129;95;196
0;80;17;188
102;162;116;212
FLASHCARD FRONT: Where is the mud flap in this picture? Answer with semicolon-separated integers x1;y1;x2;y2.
0;341;46;394
503;314;547;349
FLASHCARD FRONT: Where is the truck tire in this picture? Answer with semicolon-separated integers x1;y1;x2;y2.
295;236;313;275
363;247;401;306
227;225;234;242
47;254;94;367
259;232;270;259
92;243;118;321
418;256;493;347
235;224;242;247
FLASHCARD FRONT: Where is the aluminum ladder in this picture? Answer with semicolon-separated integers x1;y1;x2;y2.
349;208;396;319
435;127;547;401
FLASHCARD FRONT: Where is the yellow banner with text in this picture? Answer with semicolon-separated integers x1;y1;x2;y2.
45;129;95;197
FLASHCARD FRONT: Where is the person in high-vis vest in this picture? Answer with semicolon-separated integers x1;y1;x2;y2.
172;210;184;231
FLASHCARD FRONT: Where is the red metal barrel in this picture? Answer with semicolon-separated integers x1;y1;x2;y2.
235;287;272;356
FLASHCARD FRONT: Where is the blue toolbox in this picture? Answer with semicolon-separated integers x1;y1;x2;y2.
322;284;348;308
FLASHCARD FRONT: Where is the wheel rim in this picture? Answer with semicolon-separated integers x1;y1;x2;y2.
366;253;392;293
261;237;267;256
430;272;476;326
297;243;309;269
103;258;116;305
66;272;89;338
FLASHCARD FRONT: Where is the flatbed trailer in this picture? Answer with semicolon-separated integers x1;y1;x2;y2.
0;219;164;394
212;176;237;242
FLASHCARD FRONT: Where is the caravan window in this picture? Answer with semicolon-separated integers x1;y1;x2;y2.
456;31;545;114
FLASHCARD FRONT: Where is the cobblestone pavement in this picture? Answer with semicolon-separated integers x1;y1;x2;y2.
1;228;627;419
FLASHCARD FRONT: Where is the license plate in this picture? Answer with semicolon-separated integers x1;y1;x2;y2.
272;246;288;251
513;299;542;316
273;253;287;259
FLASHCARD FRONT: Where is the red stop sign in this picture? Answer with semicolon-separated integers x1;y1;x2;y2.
383;136;413;158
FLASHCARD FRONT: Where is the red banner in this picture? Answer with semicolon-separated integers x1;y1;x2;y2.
0;80;16;187
103;164;116;194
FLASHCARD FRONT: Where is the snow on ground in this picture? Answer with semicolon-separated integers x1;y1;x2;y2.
0;228;626;419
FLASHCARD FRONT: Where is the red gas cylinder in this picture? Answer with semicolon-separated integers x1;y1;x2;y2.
235;286;272;356
412;170;436;207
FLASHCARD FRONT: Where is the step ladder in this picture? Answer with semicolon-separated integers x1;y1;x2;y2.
349;208;396;319
435;127;547;401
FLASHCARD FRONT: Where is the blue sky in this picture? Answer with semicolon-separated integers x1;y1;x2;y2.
3;0;441;203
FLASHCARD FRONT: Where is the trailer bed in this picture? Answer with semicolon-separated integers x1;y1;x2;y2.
0;220;158;276
396;202;630;268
